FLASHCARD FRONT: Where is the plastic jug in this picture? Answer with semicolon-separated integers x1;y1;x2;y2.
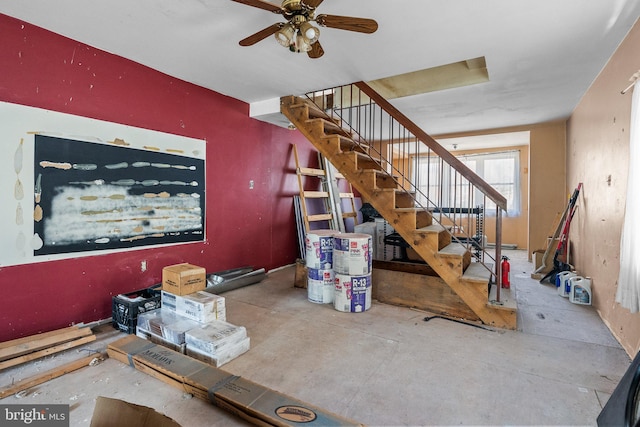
557;271;576;297
569;276;592;305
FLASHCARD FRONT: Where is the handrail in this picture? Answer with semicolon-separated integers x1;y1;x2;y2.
355;81;507;210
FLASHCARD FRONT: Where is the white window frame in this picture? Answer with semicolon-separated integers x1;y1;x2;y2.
413;150;520;216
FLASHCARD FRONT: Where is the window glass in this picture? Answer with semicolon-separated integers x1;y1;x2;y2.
414;150;519;216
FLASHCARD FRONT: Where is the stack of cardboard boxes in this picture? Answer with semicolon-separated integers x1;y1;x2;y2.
134;263;250;367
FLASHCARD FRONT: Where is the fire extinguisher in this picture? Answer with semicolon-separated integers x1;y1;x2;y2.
501;256;511;289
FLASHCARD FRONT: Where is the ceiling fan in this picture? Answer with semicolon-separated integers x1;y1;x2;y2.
232;0;378;59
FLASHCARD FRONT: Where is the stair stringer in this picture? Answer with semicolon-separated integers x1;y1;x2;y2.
281;96;516;329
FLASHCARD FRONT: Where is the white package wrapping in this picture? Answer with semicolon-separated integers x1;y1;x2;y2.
307;267;335;304
305;230;340;269
136;308;199;345
185;320;247;355
186;336;251;367
333;233;373;275
161;290;226;323
334;273;372;313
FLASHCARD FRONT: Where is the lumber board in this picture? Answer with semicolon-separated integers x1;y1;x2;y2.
0;352;106;399
0;334;96;371
0;326;92;362
0;326;80;350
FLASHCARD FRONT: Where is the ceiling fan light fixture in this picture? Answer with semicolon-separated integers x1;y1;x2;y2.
299;21;320;44
292;31;312;53
275;23;295;47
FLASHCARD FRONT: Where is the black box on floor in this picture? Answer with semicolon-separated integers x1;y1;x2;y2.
112;285;162;334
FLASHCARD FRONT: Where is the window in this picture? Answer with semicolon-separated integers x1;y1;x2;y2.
414;150;520;216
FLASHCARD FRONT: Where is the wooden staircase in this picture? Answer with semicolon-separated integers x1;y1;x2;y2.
281;93;517;330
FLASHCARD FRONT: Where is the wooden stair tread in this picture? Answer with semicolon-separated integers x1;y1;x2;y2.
462;262;493;282
394;207;424;214
417;224;448;234
308;117;351;138
488;285;517;310
438;243;467;257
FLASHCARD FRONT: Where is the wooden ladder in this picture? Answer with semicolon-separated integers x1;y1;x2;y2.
321;153;359;232
292;144;359;234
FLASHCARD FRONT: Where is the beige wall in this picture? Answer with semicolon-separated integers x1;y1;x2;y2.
528;122;567;256
566;19;640;356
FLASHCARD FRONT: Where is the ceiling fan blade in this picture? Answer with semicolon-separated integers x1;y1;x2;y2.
308;41;324;59
315;14;378;34
239;23;284;46
231;0;284;14
302;0;324;8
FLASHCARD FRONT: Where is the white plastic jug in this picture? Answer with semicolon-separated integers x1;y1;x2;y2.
569;276;592;305
558;271;576;297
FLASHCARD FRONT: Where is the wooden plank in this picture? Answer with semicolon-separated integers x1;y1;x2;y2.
294;259;307;289
307;213;333;222
0;352;106;399
0;326;92;362
298;167;325;177
303;191;330;198
0;325;79;350
0;334;96;371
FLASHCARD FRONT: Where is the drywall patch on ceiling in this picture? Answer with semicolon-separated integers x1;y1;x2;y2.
367;57;489;99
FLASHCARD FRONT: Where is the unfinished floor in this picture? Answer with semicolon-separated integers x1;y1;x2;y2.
0;250;632;426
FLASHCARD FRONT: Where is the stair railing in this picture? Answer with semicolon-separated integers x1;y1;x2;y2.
304;82;508;299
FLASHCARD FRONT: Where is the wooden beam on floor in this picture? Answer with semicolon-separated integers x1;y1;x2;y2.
0;352;106;399
0;334;96;371
0;325;93;361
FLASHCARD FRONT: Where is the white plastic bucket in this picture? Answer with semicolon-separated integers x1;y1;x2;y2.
334;273;372;313
307;267;335;304
333;233;373;275
558;271;576;297
569;276;592;305
305;230;339;270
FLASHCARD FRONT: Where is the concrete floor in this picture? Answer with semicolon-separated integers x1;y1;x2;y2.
0;250;632;426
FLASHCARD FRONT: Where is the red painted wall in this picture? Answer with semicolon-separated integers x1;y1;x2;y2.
0;14;319;341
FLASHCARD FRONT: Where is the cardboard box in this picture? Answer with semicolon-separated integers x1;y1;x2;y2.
161;290;226;323
162;263;206;296
112;285;162;334
91;396;180;427
107;336;363;427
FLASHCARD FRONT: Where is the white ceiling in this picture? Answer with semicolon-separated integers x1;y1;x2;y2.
2;1;640;143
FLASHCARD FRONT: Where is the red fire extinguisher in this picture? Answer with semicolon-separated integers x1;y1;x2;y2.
501;256;511;289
